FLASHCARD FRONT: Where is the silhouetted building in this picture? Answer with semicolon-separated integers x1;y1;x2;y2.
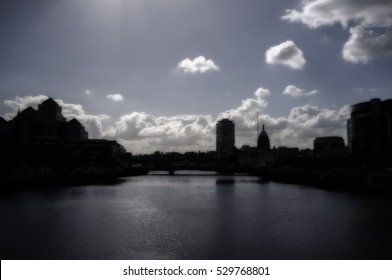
67;118;88;140
314;136;346;156
258;146;299;165
1;97;127;169
238;144;299;167
257;124;270;151
216;119;235;158
0;117;12;169
21;138;126;168
8;98;88;140
0;117;10;137
347;98;392;156
238;145;258;168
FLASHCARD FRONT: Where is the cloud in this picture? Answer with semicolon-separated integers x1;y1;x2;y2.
265;41;306;70
177;56;220;73
103;112;215;153
56;100;110;139
3;95;48;115
3;91;349;153
216;88;347;148
353;87;379;93
342;25;392;63
254;87;271;98
109;100;349;152
283;85;302;97
107;93;124;102
104;87;271;153
282;0;392;63
283;85;319;98
282;0;392;28
305;90;319;97
217;87;270;132
275;104;350;147
84;89;93;95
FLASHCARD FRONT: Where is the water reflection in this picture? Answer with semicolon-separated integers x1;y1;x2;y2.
216;178;236;186
1;173;392;259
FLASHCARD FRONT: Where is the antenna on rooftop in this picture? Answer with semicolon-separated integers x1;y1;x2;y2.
256;111;259;145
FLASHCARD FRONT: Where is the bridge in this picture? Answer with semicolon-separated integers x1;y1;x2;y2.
148;165;257;176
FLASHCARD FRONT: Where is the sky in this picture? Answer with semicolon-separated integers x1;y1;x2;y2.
1;0;392;154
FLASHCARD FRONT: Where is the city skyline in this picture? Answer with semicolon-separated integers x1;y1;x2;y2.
1;0;392;154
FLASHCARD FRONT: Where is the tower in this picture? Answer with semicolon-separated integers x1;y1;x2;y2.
216;119;235;158
257;124;270;151
347;98;392;156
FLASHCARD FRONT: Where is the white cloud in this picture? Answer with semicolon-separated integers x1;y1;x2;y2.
103;87;270;153
343;25;392;63
283;85;303;97
265;41;306;70
275;104;350;148
217;88;347;149
3;95;48;114
353;87;379;93
282;0;392;28
217;87;270;132
177;56;220;73
107;93;124;102
103;112;215;153
283;85;319;98
3;92;349;153
282;0;392;63
255;87;270;98
304;90;319;97
84;89;93;95
56;100;110;139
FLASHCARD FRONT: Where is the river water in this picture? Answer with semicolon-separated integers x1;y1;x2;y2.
1;171;392;259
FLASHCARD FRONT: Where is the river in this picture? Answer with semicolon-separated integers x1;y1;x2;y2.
1;171;391;259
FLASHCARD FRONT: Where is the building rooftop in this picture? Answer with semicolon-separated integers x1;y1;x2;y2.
21;106;37;114
68;118;82;125
41;97;59;106
218;118;234;123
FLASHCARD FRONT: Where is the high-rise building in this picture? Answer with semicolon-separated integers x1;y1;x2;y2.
257;124;270;151
216;119;235;158
347;98;392;155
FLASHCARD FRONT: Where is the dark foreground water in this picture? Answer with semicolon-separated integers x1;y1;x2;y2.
1;171;392;260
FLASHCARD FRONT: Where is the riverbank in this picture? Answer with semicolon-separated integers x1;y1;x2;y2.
0;167;148;190
256;166;392;192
